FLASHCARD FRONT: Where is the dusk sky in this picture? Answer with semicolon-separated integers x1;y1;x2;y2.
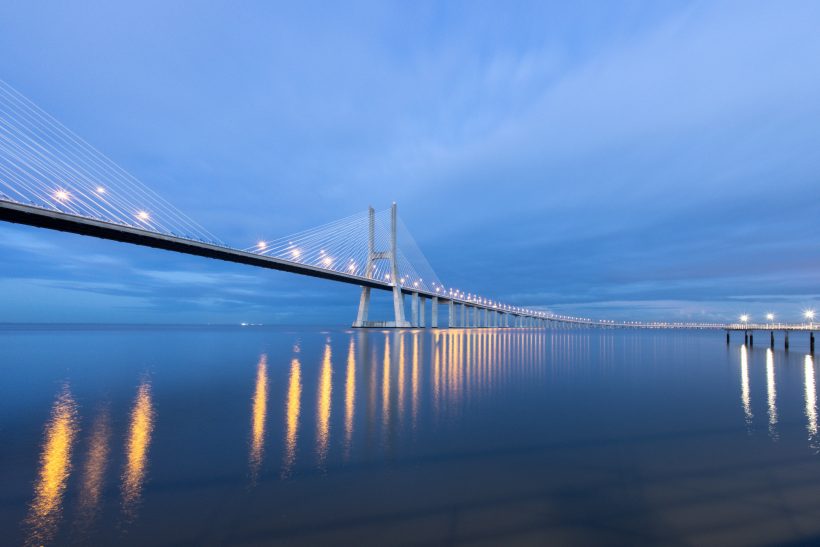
1;0;819;324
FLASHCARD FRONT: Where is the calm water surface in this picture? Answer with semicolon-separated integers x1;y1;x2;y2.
1;326;819;546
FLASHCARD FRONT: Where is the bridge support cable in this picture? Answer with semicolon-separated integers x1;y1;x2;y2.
0;79;220;244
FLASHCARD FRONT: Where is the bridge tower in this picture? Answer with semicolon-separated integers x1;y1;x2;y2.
353;202;410;328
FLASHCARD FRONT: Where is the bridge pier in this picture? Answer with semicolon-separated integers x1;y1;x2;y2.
411;292;419;327
785;331;789;351
460;303;466;328
750;332;754;346
431;297;438;328
448;301;455;328
770;330;774;348
812;332;815;354
419;297;426;327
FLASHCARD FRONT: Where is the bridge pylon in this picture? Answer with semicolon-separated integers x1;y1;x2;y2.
352;202;410;328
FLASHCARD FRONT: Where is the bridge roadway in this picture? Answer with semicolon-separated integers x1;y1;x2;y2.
1;199;816;336
0;199;555;325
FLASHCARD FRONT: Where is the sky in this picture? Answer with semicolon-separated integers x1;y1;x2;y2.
0;0;819;324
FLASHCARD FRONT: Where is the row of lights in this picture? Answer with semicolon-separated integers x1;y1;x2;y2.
253;239;548;316
52;188;151;223
740;310;815;324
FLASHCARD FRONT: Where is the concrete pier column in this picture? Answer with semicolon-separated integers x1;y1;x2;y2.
744;331;748;345
726;331;730;344
785;331;789;350
812;332;815;354
770;331;774;348
431;297;439;328
419;297;426;327
411;292;419;327
354;287;371;327
460;303;466;327
750;333;754;346
448;300;455;328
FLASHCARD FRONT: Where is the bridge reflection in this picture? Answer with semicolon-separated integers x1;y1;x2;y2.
22;331;820;543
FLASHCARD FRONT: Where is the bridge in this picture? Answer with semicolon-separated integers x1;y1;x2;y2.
0;79;815;344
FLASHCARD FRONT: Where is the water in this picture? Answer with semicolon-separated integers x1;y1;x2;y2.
1;326;819;546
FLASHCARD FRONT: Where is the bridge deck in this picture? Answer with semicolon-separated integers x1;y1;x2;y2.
2;200;815;331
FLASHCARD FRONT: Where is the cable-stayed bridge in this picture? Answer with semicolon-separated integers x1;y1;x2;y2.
0;79;815;339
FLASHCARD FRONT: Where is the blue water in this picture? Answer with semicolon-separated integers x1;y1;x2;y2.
1;326;819;545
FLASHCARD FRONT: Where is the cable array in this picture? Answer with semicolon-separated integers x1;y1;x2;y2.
0;79;221;244
243;208;445;294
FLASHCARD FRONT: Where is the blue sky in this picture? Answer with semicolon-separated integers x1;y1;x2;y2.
0;0;819;324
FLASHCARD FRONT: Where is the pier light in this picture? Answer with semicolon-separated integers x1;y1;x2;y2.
806;310;815;328
53;189;70;201
136;211;150;221
766;313;774;322
740;314;749;324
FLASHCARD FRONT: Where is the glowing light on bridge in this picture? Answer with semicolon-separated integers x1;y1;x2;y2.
95;186;106;194
53;190;70;201
136;211;150;222
740;314;749;324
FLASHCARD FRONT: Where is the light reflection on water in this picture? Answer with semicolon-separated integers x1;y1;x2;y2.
25;385;78;547
282;356;301;478
315;343;332;466
766;348;778;440
76;405;111;531
248;354;268;483
806;355;818;452
344;338;355;459
740;344;753;429
8;328;820;545
121;378;154;520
